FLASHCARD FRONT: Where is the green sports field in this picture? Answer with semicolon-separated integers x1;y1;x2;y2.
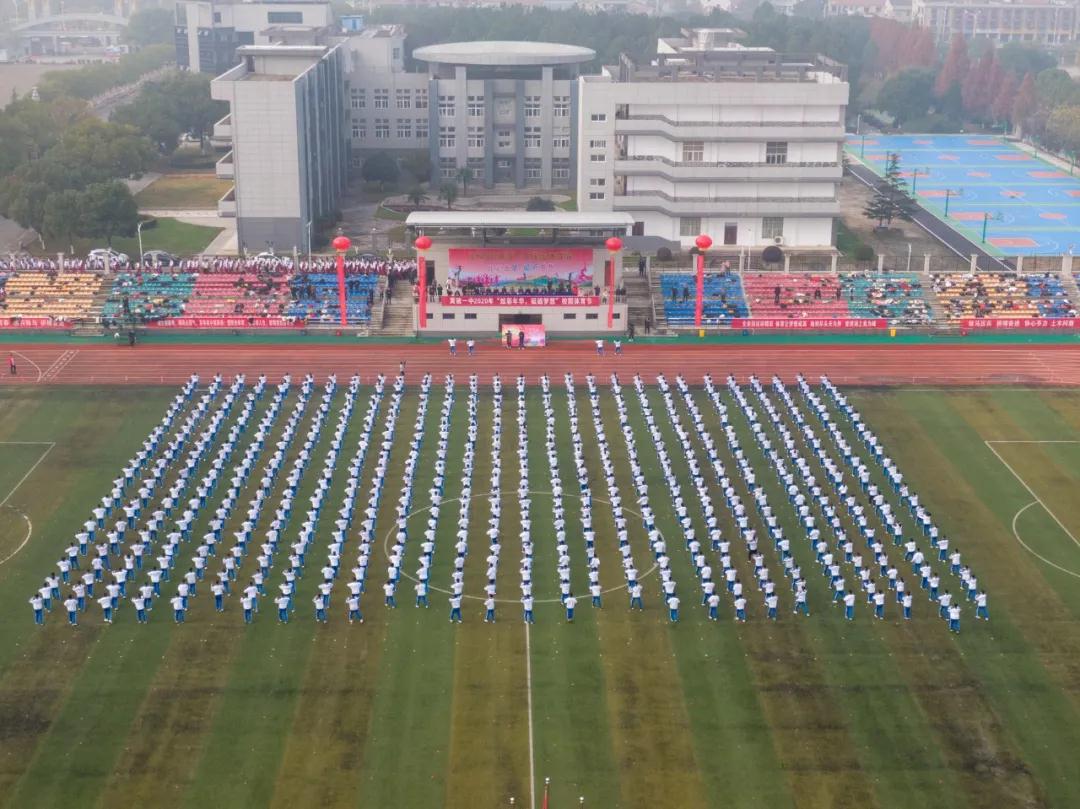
1;379;1080;809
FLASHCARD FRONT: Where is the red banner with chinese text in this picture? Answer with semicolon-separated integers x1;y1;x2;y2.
730;318;887;330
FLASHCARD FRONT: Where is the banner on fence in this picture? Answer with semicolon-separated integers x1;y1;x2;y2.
729;318;887;330
500;324;547;347
0;317;70;329
961;317;1080;330
440;295;599;307
147;316;301;329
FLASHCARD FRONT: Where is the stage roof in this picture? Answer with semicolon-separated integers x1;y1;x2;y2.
405;212;635;231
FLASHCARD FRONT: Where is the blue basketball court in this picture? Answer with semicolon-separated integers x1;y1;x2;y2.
845;134;1080;256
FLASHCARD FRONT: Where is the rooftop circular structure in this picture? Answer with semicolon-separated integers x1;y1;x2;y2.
412;41;595;67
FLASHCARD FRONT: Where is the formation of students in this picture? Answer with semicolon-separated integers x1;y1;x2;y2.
30;368;988;632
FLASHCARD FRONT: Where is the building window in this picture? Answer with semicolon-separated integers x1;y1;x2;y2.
392;47;401;60
588;192;605;200
589;139;607;149
442;312;455;320
350;153;362;169
397;119;412;139
680;217;702;237
374;119;390;139
439;126;456;147
467;127;484;148
682;141;704;162
765;141;788;164
467;158;485;180
496;129;513;149
527;167;543;181
350;89;365;109
467;95;484;116
524;126;541;148
524;96;541;117
464;312;477;320
438;95;455;117
374;89;389;109
589;177;606;187
267;10;302;23
585;312;599;320
553;136;570;149
590;113;607;122
589;153;605;163
440;158;456;179
762;217;784;240
553;166;570;181
351;121;364;139
415;89;428;109
563;312;577;320
396;89;411;109
554;96;570;117
416;119;428;139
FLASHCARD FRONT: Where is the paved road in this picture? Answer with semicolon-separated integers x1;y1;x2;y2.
847;162;1013;271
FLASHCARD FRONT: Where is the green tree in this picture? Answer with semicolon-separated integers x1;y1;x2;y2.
439;181;459;210
1045;106;1080;157
864;152;917;227
407;186;428;209
876;68;935;127
526;196;556;211
41;189;86;250
361;152;400;187
125;8;176;47
998;42;1056;79
80;181;139;245
456;166;474;196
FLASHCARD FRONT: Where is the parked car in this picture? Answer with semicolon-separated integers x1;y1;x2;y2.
87;248;129;267
142;250;178;267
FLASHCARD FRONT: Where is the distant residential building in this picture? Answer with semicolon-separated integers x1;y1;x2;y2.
577;32;849;250
174;0;334;75
825;0;887;16
911;0;1080;43
884;0;914;20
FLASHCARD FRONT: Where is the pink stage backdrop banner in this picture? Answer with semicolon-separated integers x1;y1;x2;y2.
448;247;594;291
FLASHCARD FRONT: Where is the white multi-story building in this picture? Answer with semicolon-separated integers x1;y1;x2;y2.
911;0;1080;43
345;32;593;190
577;33;848;250
211;41;349;253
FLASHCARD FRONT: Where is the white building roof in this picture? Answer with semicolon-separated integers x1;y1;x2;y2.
412;41;595;67
406;211;634;229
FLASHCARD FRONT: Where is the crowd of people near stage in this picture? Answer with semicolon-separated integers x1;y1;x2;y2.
28;369;988;632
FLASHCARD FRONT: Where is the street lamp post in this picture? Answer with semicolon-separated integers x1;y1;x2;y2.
910;168;927;195
305;219;312;268
943;188;963;218
136;219;147;266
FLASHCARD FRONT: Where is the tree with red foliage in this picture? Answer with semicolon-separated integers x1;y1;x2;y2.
991;72;1018;126
935;34;968;98
1012;72;1037;128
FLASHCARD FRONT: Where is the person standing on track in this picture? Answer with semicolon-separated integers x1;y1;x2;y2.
8;353;16;375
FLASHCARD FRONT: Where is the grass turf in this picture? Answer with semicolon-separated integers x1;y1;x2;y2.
0;381;1079;808
134;175;234;210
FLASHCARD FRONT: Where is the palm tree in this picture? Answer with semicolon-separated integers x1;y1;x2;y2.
439;181;459;210
407;186;428;210
456;167;474;196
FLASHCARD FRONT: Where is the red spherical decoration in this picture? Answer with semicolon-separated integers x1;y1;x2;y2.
605;236;623;253
695;234;713;251
414;235;433;251
331;235;351;252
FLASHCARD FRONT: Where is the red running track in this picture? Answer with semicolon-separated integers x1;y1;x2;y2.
4;342;1080;387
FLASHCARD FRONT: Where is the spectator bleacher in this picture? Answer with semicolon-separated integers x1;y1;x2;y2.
102;272;196;324
742;272;851;318
660;272;748;324
933;272;1076;321
287;273;381;324
182;273;291;319
0;272;105;322
839;272;932;325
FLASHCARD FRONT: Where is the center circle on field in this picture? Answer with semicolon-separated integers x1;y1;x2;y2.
382;489;661;603
0;505;32;565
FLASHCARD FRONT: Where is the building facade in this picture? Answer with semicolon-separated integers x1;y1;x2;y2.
345;35;594;190
911;0;1080;43
577;35;848;250
174;0;333;75
211;42;348;253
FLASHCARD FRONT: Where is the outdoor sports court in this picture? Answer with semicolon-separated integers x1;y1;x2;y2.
846;134;1080;256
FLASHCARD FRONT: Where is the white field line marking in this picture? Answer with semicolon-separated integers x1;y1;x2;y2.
985;439;1080;553
42;349;79;382
0;442;55;508
0;511;33;567
1011;502;1080;580
11;351;42;383
526;620;536;809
